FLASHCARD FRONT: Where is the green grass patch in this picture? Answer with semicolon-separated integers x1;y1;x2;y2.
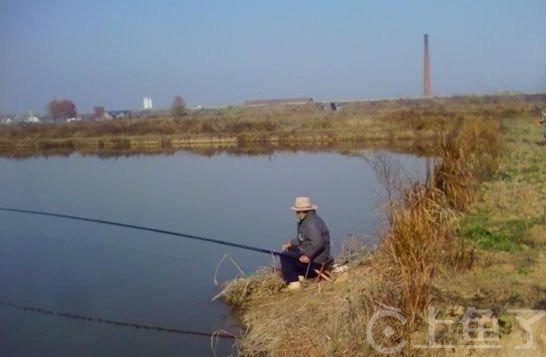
462;223;520;251
498;313;517;336
491;167;518;181
460;213;535;251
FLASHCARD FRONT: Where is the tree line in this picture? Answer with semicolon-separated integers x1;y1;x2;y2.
44;95;187;121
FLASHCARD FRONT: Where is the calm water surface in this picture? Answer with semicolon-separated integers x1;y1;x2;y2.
0;150;425;357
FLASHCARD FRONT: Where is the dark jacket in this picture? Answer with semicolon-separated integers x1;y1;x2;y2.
290;210;331;264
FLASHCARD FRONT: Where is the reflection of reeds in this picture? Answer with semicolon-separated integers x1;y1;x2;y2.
0;137;434;160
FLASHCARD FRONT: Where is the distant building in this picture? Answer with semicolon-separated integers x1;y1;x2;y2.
107;110;132;119
243;97;313;107
94;106;106;119
26;113;40;123
143;97;153;110
0;118;12;125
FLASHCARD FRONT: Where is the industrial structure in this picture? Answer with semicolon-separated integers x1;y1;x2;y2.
143;96;153;110
423;34;432;97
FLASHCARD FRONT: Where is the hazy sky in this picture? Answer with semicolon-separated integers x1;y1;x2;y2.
1;0;545;114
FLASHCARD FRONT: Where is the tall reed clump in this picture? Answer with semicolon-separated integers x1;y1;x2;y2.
372;117;502;336
374;185;456;332
433;117;501;210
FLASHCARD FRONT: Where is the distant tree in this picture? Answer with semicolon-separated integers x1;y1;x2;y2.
47;99;77;121
94;106;105;119
171;96;186;117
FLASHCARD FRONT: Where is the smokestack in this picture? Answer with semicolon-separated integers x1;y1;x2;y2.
423;34;432;97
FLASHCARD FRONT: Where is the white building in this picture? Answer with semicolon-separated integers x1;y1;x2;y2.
26;113;40;123
143;97;153;110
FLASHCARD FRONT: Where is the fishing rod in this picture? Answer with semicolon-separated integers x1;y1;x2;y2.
0;207;289;258
0;300;236;340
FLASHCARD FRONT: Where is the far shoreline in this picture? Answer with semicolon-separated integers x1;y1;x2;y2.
1;93;544;158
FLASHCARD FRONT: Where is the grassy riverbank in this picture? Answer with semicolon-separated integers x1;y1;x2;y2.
217;113;546;356
0;94;544;158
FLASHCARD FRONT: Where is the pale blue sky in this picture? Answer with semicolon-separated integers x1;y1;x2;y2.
0;0;545;113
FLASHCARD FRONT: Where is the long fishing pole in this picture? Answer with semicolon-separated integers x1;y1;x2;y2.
0;301;236;340
0;207;289;258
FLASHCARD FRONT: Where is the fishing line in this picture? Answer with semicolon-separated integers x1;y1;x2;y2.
0;207;291;258
0;300;236;339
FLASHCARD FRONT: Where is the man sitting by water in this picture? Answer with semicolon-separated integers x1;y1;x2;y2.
280;196;331;290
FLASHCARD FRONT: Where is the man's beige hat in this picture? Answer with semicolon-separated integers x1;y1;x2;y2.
290;196;318;211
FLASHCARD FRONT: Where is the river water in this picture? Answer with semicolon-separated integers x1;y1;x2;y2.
0;150;426;356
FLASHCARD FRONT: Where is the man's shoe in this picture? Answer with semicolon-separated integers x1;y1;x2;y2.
283;281;301;291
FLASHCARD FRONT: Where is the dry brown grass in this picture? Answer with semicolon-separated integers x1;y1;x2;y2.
373;185;457;331
226;264;384;357
433;118;501;210
213;268;285;310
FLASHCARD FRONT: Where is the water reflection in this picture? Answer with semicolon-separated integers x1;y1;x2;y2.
1;140;435;160
0;149;426;356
